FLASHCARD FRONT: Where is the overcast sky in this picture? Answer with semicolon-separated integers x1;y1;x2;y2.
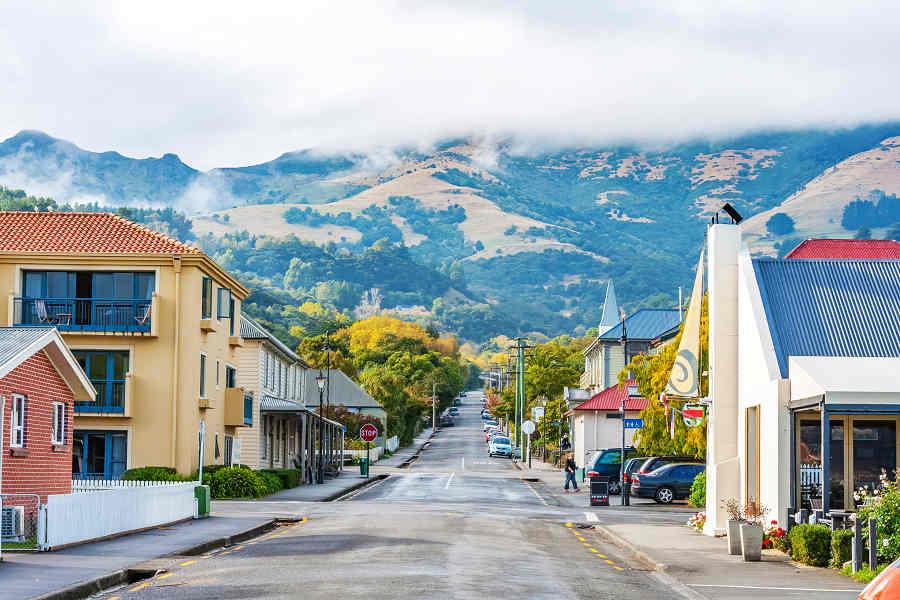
1;1;898;170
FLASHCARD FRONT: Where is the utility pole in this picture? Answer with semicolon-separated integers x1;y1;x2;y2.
511;337;530;452
619;309;629;506
432;381;437;432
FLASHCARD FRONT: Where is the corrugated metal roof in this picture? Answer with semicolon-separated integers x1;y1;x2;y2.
0;327;55;369
260;395;303;412
753;259;900;377
572;379;649;412
598;309;682;341
239;314;305;365
786;239;900;259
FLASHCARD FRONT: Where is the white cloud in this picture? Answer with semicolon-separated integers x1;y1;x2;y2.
0;1;897;169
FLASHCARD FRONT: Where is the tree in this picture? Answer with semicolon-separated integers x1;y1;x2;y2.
765;212;795;236
886;222;900;241
855;226;872;240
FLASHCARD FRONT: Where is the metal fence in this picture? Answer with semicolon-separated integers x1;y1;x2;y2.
1;493;43;551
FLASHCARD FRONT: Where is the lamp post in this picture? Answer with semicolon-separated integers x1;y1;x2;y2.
315;370;327;484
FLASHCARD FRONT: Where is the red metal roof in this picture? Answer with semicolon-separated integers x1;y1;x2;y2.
785;239;900;259
572;379;649;412
0;211;200;254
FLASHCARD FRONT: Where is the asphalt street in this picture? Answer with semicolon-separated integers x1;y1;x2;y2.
92;394;680;599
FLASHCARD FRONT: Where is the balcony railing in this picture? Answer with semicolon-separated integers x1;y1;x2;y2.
13;297;152;333
75;381;126;414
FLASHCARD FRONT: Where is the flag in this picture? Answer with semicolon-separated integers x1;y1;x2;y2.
665;248;704;398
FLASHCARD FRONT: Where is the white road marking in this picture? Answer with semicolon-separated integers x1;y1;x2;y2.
584;512;599;522
689;584;862;593
461;457;465;471
523;481;549;506
445;472;455;489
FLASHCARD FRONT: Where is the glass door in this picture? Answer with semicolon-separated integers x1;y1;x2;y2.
852;419;897;497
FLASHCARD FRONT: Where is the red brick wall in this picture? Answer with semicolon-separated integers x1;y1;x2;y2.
0;349;75;501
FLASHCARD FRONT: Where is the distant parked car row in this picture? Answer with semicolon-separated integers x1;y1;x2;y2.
585;447;704;503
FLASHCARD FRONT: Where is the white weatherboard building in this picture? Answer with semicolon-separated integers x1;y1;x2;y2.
703;225;900;534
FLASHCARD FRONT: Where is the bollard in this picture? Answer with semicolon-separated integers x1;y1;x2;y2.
852;518;862;574
869;518;878;571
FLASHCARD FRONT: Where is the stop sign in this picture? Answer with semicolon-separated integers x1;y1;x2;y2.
360;424;378;442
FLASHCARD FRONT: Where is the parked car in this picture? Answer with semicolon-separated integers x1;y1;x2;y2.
622;456;650;487
481;411;493;421
439;414;455;427
449;407;459;416
630;463;706;504
485;428;502;442
482;420;499;431
586;447;638;495
488;436;513;458
636;456;703;476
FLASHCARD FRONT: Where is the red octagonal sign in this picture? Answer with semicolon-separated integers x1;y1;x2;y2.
360;424;378;442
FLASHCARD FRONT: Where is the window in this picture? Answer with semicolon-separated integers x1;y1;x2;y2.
263;352;270;388
228;295;236;336
225;365;237;388
224;435;234;466
72;431;127;479
52;402;65;445
261;416;268;459
9;394;25;447
201;276;213;319
217;288;231;320
200;354;207;398
74;350;129;412
216;360;221;388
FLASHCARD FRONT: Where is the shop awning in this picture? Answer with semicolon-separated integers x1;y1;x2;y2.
789;356;900;409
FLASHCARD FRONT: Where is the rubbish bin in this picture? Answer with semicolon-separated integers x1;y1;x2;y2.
359;457;369;478
194;484;211;518
590;477;610;507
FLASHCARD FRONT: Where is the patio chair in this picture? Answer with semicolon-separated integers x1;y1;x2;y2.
134;304;152;326
35;299;70;325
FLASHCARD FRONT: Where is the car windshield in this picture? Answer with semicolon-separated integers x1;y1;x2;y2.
493;438;510;445
597;451;621;465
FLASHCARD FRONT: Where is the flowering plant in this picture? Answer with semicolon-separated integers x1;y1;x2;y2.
762;520;786;550
686;511;706;532
856;469;900;563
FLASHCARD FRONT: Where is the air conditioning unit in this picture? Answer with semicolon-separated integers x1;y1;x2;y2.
1;506;25;541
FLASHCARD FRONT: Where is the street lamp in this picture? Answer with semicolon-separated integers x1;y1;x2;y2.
315;370;327;484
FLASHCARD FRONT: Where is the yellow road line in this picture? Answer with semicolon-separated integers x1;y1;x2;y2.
232;545;244;551
156;573;173;580
129;582;150;592
614;566;625;571
179;560;196;567
589;548;599;554
565;522;573;528
604;559;614;565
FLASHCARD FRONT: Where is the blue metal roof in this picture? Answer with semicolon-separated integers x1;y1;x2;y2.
598;309;682;341
753;259;900;377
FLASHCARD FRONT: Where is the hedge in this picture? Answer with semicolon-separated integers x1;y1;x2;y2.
258;471;284;495
688;471;706;508
122;466;184;482
831;528;853;568
209;467;268;499
260;469;301;490
789;524;832;567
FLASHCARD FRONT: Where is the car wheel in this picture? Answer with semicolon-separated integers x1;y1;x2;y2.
655;487;674;504
608;481;621;495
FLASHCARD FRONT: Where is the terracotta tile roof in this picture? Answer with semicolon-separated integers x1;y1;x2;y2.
0;211;200;254
573;379;650;412
785;239;900;259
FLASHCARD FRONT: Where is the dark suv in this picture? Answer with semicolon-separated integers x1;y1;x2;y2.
586;447;638;495
636;455;703;476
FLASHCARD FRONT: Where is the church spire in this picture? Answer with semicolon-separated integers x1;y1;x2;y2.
599;280;619;333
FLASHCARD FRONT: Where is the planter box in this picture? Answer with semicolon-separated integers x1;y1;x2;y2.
727;520;742;555
740;524;763;561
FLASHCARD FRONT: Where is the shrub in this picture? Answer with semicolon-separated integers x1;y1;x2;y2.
856;471;900;563
209;467;268;499
260;469;301;489
257;471;283;495
122;466;183;482
688;471;706;508
831;528;853;567
789;524;832;567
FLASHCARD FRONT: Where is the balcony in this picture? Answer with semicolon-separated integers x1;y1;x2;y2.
12;294;157;335
74;373;133;416
224;387;253;427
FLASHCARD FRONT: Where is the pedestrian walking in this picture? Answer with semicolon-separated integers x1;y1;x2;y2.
564;453;579;493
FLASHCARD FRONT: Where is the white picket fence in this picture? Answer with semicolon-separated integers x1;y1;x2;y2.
43;482;197;549
385;436;399;453
343;446;384;462
72;478;195;492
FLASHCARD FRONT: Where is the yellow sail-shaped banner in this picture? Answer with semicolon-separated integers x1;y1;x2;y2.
665;248;704;398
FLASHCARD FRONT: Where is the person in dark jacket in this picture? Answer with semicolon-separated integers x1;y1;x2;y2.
564;453;579;493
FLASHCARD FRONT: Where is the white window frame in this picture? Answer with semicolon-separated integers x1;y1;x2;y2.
200;353;208;399
52;401;66;445
10;394;25;448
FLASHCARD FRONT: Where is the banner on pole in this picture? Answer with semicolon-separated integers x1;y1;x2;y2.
665;249;704;399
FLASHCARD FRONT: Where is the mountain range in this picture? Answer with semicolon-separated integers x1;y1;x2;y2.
2;124;899;342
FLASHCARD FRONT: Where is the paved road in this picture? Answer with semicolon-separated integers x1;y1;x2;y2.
92;394;677;599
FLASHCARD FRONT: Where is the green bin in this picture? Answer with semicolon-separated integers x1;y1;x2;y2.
359;457;369;478
194;484;211;518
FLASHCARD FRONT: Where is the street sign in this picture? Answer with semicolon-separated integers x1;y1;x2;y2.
521;420;535;435
623;418;644;429
532;406;545;421
683;405;705;427
360;424;378;442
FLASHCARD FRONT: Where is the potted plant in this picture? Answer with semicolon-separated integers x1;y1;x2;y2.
740;501;767;562
722;498;743;555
